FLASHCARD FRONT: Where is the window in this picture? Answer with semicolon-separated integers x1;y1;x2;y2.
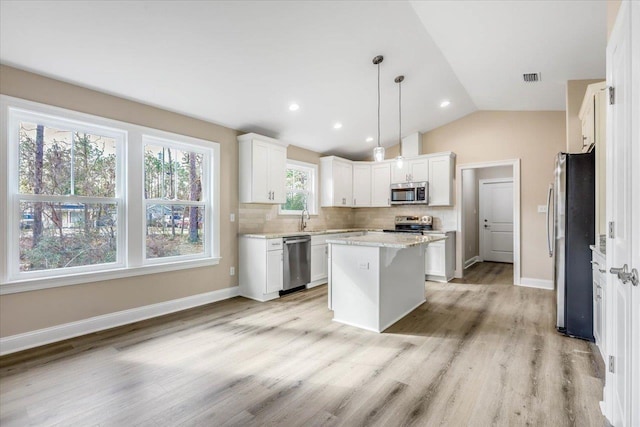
143;137;210;261
279;160;318;215
1;96;220;293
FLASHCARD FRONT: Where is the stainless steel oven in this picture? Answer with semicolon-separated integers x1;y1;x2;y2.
390;181;428;205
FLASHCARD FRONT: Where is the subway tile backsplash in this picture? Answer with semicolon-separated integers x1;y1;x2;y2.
238;203;456;234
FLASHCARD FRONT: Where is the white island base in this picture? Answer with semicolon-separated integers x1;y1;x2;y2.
329;241;427;333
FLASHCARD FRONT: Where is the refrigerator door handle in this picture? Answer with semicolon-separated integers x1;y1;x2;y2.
546;183;554;257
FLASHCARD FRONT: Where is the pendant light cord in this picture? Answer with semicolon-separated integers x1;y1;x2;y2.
377;62;381;148
398;79;401;145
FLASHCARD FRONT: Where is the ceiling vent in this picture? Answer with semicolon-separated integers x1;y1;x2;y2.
523;73;541;83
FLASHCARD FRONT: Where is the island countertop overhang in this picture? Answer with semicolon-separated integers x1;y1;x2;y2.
326;232;446;249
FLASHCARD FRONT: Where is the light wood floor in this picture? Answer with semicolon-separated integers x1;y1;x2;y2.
454;261;514;285
0;266;605;426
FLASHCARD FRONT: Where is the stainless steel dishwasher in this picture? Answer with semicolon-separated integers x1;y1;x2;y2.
282;235;311;294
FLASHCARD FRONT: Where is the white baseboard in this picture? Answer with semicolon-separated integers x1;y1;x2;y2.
464;256;481;269
517;277;554;290
0;286;239;356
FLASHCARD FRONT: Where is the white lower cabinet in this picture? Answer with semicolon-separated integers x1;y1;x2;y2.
239;237;283;301
266;249;284;294
425;232;455;282
591;249;606;359
311;232;364;289
310;243;328;286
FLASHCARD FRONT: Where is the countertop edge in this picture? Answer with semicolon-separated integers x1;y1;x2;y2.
327;235;447;249
239;229;377;239
239;229;455;239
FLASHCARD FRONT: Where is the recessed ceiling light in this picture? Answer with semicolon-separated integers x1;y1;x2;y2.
289;103;300;111
366;137;373;142
440;100;451;108
333;122;342;129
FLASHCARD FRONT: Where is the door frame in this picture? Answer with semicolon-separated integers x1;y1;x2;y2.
603;1;639;424
478;177;514;263
456;159;521;285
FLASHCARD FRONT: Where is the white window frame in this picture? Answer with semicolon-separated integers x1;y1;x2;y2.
0;96;221;295
278;159;318;216
142;135;214;264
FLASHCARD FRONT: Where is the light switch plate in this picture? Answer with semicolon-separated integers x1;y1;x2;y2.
537;205;547;213
359;262;369;270
230;213;235;222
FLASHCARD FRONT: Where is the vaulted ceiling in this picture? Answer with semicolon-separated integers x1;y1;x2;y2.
0;1;606;159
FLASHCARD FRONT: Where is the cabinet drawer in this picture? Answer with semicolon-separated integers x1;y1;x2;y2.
267;238;283;251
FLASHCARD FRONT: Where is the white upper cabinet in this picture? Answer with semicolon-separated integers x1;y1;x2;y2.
391;161;409;184
427;153;455;206
371;162;391;207
321;152;454;208
320;156;353;207
352;162;371;207
409;157;429;182
238;133;288;204
391;157;429;183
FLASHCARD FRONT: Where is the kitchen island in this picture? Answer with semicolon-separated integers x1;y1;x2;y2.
327;232;446;333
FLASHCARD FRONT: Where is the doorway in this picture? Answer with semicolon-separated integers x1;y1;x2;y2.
456;160;520;285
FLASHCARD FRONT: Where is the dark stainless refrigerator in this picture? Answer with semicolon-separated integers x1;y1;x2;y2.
547;151;595;341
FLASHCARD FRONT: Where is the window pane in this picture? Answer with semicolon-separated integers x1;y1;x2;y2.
19;122;72;195
144;145;203;201
286;168;309;191
145;205;205;259
282;191;308;211
19;201;118;272
73;132;117;197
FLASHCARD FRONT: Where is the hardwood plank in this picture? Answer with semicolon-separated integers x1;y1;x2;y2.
0;268;605;426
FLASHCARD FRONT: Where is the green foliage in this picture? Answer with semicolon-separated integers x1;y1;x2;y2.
282;192;307;211
21;231;116;271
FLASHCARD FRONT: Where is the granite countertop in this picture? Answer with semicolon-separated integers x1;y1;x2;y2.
327;232;446;249
589;244;606;256
240;228;378;239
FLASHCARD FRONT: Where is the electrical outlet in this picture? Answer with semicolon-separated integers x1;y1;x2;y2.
230;267;235;276
359;262;369;270
266;213;272;220
230;213;235;222
537;205;547;213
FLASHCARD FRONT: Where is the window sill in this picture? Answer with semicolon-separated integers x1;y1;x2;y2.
0;257;221;295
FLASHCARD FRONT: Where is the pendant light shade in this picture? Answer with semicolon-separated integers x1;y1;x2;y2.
373;146;385;162
395;75;405;169
372;55;385;162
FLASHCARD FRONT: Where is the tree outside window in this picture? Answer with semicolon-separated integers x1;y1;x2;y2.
279;161;317;215
17;121;120;272
144;140;207;260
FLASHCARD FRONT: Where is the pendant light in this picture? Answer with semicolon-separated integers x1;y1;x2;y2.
395;75;405;169
372;55;385;162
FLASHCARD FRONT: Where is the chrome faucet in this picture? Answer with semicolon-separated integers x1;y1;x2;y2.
300;207;310;231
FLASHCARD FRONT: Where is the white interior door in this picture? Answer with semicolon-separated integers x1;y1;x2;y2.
479;179;513;263
605;4;635;425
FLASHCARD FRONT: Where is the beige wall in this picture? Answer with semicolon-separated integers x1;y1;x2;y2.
566;79;604;153
422;111;566;281
607;0;622;40
0;65;240;337
238;145;354;234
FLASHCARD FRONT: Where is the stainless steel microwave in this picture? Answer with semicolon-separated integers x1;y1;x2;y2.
390;181;429;205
